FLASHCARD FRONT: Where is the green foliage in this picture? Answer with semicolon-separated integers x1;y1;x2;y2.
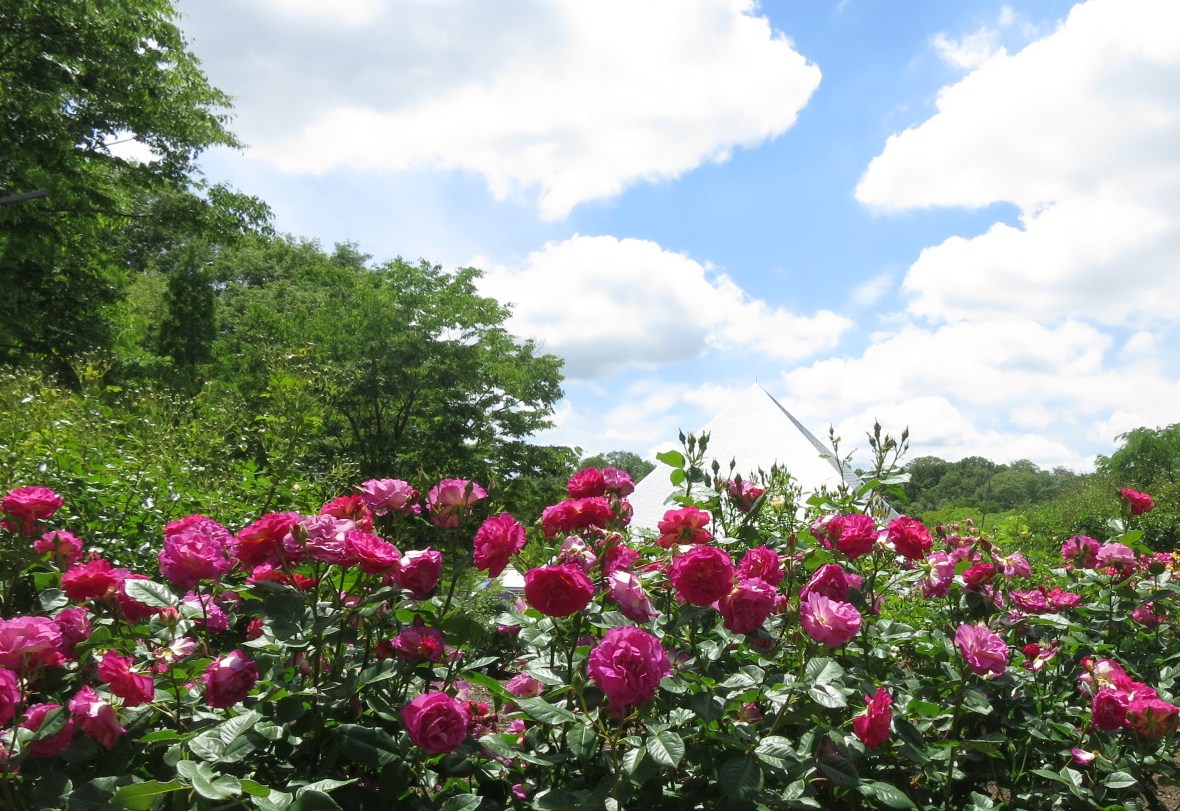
579;450;657;483
1096;423;1180;488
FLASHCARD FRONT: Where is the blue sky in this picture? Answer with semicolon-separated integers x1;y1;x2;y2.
168;0;1180;472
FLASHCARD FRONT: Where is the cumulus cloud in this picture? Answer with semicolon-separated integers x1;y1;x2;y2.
857;0;1180;325
477;235;852;379
179;0;820;219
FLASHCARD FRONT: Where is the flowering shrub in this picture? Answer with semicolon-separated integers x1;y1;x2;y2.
0;435;1177;810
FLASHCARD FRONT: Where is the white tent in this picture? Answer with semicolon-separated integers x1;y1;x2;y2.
627;383;859;530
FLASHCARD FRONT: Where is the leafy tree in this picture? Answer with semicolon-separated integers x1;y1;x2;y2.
0;0;239;376
1096;423;1180;487
579;450;657;483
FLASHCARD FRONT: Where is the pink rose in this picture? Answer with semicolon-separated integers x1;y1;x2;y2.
203;650;259;708
233;512;300;566
718;578;777;634
602;467;635;497
1120;488;1154;516
800;563;857;603
396;548;443;598
391;621;445;663
827;514;879;559
656;507;712;548
505;673;544;698
320;495;374;531
0;615;63;672
954;624;1008;679
402;692;470;754
997;552;1032;579
556;536;597;572
962;563;996;588
1;486;64;535
159;516;233;588
737;546;783;586
34;530;83;565
1126;697;1179;739
22;703;75;757
852;687;893;749
425;479;488;529
1047;587;1082;610
1010;589;1050;615
726;478;764;513
920;552;955;598
183;591;229;632
524;565;595;617
61;557;121;602
1091;688;1130;731
68;685;125;749
567;467;607;498
345;530;401;575
473;513;527;577
1061;535;1100;568
887;516;932;560
540;497;615;537
606;571;659;623
98;651;155;707
602;543;639;577
587;626;670;709
1095;542;1136;574
799;592;861;647
1131;602;1165;628
53;606;91;657
0;668;18;725
359;479;421;516
291;513;354;564
668;545;735;606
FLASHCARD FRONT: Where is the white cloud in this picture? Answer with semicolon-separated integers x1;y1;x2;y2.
181;0;820;219
929;29;1005;70
477;235;852;379
857;0;1180;325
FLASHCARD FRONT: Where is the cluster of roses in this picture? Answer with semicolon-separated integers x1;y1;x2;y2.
1078;657;1179;742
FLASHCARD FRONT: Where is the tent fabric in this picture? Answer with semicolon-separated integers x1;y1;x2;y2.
627;383;857;531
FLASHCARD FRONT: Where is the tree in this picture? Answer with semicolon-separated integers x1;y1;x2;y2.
1096;424;1180;487
0;0;239;376
579;450;657;483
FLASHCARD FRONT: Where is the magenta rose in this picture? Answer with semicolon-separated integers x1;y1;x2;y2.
61;557;126;602
97;651;155;707
1061;535;1100;568
524;564;595;617
656;507;713;548
602;543;639;576
853;687;893;749
587;626;670;709
718;578;777;634
920;552;955;598
1;486;64;535
233;511;300;566
203;650;259;708
540;497;615;537
320;495;374;531
360;478;421;516
567;467;607;498
1091;688;1130;731
473;513;527;577
668;545;735;606
607;571;659;623
68;685;125;749
425;479;488;529
1120;488;1154;516
962;563;996;587
799;592;862;647
345;530;401;575
1126;697;1180;739
293;513;354;564
402;692;470;754
397;548;443;598
34;530;83;565
737;546;783;586
52;606;91;657
391;622;446;663
0;615;63;672
828;514;879;559
887;516;932;560
22;703;75;757
159;516;233;588
505;673;544;698
800;563;858;603
602;467;636;497
726;478;764;513
0;668;18;725
954;623;1008;678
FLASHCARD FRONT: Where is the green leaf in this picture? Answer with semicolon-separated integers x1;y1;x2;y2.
176;760;242;801
719;757;763;800
803;657;843;685
334;724;401;766
567;722;598;760
514;696;577;725
123;578;179;608
807;683;847;709
756;736;796;760
439;796;482;811
905;699;945;718
858;781;916;809
289;790;341;810
251;789;294;811
1104;771;1137;789
818;754;859;788
112;781;185;811
656;450;686;468
646;730;684;768
219;710;263;744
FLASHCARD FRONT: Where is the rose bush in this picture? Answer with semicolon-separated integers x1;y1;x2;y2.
0;435;1175;810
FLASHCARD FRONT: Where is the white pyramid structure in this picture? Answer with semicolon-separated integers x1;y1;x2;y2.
627;383;859;530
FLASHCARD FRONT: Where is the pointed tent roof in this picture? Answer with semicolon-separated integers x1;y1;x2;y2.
628;383;858;530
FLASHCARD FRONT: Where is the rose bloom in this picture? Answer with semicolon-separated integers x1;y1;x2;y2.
396;548;443;598
920;552;955;598
524;564;595;617
34;530;83;565
1120;488;1154;516
391;621;445;663
53;606;91;657
116;573;158;623
233;512;300;566
61;557;122;602
505;673;545;698
540;497;615;538
402;692;470;754
602;544;640;577
887;516;933;560
607;571;659;624
1;486;64;535
1061;535;1100;568
602;467;635;497
68;685;125;750
320;495;374;531
557;535;597;572
1131;602;1165;629
1095;542;1137;574
1126;697;1180;739
360;478;421;516
1091;687;1130;731
345;530;401;575
0;615;63;671
669;545;735;606
726;478;765;513
22;703;75;758
0;668;18;725
473;513;527;577
962;563;997;588
587;626;671;709
425;479;488;529
997;552;1032;579
830;514;879;559
97;651;155;707
800;563;858;603
853;687;893;749
954;624;1008;679
1010;589;1051;615
799;592;862;647
567;467;607;498
292;513;354;565
657;507;713;548
737;546;784;586
1047;587;1082;610
718;578;777;634
203;650;260;708
159;517;234;589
